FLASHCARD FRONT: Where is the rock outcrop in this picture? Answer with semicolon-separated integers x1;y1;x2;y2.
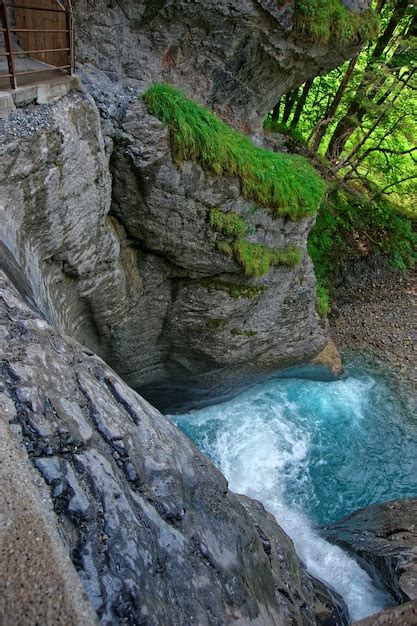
1;0;374;404
0;269;344;625
324;499;417;605
73;0;372;133
0;88;334;410
354;600;417;626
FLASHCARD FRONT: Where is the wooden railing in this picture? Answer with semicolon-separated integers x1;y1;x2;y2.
0;0;73;89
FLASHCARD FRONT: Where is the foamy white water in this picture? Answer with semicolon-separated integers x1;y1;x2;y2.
170;363;413;622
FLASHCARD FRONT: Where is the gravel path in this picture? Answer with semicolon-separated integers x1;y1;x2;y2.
329;265;416;389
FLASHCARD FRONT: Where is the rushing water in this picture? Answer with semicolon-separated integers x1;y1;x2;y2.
170;357;417;622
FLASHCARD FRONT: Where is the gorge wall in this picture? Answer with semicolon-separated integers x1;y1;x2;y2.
0;0;372;406
0;0;373;623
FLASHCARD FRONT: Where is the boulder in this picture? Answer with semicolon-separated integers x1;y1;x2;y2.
324;499;417;604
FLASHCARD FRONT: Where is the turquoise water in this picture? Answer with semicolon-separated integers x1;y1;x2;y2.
170;357;417;621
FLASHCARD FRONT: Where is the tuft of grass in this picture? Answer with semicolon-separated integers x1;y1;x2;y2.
210;207;302;276
209;208;247;238
216;240;234;256
143;84;325;219
316;282;330;317
235;240;302;277
294;0;378;45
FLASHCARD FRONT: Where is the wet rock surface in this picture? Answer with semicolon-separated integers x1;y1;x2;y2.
353;600;417;625
0;269;342;625
324;499;417;605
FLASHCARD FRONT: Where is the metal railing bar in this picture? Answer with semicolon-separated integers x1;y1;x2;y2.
0;1;74;90
0;48;70;57
15;65;70;76
7;4;66;12
16;47;70;54
1;0;16;88
10;28;70;33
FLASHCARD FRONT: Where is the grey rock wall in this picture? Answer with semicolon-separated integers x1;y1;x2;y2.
0;90;332;409
73;0;370;132
0;269;341;625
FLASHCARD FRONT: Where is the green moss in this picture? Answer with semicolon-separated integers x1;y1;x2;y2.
206;319;227;330
216;240;234;256
209;208;247;238
210;207;302;276
231;328;257;337
199;279;268;300
143;84;325;219
316;282;330;317
294;0;378;45
235;240;302;277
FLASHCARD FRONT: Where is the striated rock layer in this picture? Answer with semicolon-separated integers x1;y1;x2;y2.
73;0;370;132
0;90;335;409
0;269;345;625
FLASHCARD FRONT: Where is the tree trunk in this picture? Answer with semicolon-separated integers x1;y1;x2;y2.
290;79;313;129
282;90;297;125
311;57;358;152
271;100;281;124
326;0;409;160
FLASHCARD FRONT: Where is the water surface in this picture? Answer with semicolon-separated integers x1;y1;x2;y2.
171;357;417;621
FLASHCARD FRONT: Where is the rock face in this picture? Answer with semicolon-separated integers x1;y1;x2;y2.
0;0;373;403
324;500;417;605
0;89;334;410
73;0;370;132
0;269;344;625
0;400;98;626
353;600;417;626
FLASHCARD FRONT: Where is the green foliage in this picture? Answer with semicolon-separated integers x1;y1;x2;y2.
206;319;227;330
308;190;416;304
209;207;302;276
235;240;302;277
209;208;247;238
263;119;306;144
295;0;378;45
199;279;268;300
316;282;331;317
216;240;234;256
143;83;325;219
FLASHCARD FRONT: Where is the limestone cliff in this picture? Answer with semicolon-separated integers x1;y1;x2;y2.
0;1;373;623
0;270;345;625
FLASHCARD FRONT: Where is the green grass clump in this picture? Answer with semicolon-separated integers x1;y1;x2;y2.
316;282;330;317
235;240;302;277
210;207;303;276
308;189;416;315
209;208;247;238
143;84;325;219
295;0;378;45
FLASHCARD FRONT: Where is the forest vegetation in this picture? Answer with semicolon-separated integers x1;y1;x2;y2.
268;0;416;314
